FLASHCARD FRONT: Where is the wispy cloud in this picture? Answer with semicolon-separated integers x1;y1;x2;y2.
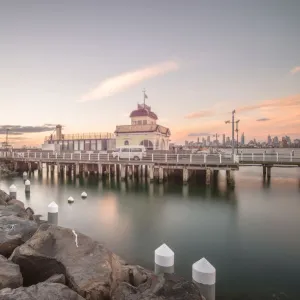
0;124;56;135
79;60;179;102
290;66;300;75
188;132;211;136
256;118;270;122
184;110;214;119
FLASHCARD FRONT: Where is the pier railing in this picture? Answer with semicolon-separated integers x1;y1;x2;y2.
238;152;300;164
0;151;239;165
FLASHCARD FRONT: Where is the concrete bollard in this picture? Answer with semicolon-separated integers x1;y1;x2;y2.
24;179;30;193
23;171;28;180
154;243;174;275
81;191;87;199
68;196;74;203
9;184;17;199
192;258;216;300
48;201;58;225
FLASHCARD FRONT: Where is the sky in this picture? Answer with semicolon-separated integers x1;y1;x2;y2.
0;0;300;146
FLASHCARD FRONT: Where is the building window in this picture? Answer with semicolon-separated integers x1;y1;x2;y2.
140;140;153;149
138;120;142;125
74;141;79;151
91;140;96;151
143;120;147;125
124;140;129;145
97;140;102;150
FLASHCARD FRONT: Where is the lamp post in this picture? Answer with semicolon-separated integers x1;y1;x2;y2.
225;110;236;155
235;120;240;155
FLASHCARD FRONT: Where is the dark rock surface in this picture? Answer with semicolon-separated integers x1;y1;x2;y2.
0;254;23;289
7;199;25;209
0;215;38;257
0;189;11;204
0;282;85;300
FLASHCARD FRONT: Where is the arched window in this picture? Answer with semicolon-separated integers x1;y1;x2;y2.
140;140;153;149
124;140;129;145
160;139;166;150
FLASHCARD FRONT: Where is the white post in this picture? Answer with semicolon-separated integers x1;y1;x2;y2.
48;153;50;159
190;154;192;163
176;154;179;163
55;153;58;159
276;152;279;162
204;154;207;164
98;153;100;161
219;154;222;163
151;153;154;162
89;153;91;161
63;153;65;160
23;171;28;180
107;153;109;161
79;153;81;160
9;184;17;199
252;153;254;162
241;152;243;161
192;258;216;300
48;201;58;225
263;152;265;161
165;154;167;162
154;243;174;275
40;152;42;159
290;152;292;162
24;180;30;193
35;152;37;158
71;153;73;160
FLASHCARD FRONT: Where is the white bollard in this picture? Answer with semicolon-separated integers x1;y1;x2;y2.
154;243;174;274
48;201;58;225
192;257;216;300
68;196;74;203
24;179;30;193
9;184;17;199
23;171;28;180
81;191;87;199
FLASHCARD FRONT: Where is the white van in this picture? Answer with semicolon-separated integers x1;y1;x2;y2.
112;145;146;160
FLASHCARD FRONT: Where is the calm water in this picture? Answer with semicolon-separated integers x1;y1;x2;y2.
1;165;300;300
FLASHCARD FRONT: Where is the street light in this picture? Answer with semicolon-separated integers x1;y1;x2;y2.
235;120;240;154
225;110;236;155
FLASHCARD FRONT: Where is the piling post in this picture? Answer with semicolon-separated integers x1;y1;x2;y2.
23;171;28;181
148;165;154;182
158;167;164;183
192;258;216;300
267;166;271;179
128;165;133;179
154;243;174;275
263;165;266;179
24;179;30;193
98;163;102;179
183;167;189;185
121;165;126;181
206;169;211;185
48;201;58;225
75;163;80;178
9;184;17;199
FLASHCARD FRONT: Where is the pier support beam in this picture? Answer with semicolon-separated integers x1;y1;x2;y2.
226;170;235;188
128;165;133;179
98;163;102;179
75;163;80;177
206;169;211;185
121;165;126;181
267;166;271;179
158;167;164;184
148;166;154;182
183;167;189;185
263;166;266;179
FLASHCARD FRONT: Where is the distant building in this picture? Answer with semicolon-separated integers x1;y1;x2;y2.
207;136;211;145
241;132;245;145
226;137;230;144
222;134;226;146
115;95;170;150
267;135;272;145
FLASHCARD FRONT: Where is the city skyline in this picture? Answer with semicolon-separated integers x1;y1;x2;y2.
0;1;300;146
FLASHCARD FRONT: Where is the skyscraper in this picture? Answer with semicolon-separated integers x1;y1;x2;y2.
267;135;272;145
222;134;225;146
241;132;245;145
207;136;211;145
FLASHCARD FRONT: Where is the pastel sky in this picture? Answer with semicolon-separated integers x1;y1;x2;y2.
1;0;300;146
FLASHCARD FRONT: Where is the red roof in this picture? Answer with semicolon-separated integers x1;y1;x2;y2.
130;108;158;120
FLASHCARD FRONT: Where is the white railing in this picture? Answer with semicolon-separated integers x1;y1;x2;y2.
0;151;299;164
0;151;237;164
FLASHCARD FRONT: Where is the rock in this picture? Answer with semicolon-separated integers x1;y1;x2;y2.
0;204;28;219
11;224;124;299
112;272;204;300
25;207;34;220
0;189;11;204
0;254;23;289
0;282;85;300
7;199;25;209
0;215;38;257
45;274;66;285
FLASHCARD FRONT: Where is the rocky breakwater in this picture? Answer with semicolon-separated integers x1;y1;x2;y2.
0;189;204;300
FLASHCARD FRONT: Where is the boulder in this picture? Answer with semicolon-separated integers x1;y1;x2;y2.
0;282;85;300
45;274;66;285
11;224;124;299
7;199;25;209
0;215;38;257
0;204;28;219
0;254;23;289
0;189;11;204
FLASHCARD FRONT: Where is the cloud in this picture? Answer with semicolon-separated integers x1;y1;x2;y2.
290;66;300;74
0;124;56;135
237;94;300;113
184;110;214;119
188;132;211;136
80;60;179;102
256;118;271;122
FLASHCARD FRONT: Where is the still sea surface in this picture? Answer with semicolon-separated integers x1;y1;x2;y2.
1;150;300;300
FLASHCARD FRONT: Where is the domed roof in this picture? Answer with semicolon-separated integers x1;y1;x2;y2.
130;108;158;120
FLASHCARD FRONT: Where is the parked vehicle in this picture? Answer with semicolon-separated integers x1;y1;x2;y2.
112;145;147;160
